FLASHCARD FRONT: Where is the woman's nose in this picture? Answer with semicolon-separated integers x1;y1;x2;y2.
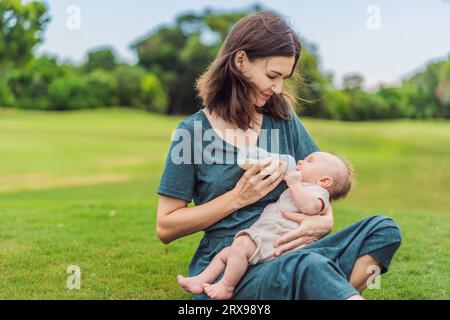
270;82;282;95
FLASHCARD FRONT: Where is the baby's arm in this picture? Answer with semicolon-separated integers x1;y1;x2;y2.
284;171;324;215
288;183;324;215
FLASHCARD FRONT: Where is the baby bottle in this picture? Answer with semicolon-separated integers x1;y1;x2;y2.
237;145;296;174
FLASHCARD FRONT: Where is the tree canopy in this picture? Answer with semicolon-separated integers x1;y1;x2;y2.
1;2;449;120
0;0;50;68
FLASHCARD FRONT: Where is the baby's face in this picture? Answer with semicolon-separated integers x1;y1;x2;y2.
296;152;344;185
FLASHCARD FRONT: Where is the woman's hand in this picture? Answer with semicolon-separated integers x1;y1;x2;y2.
273;206;334;256
232;158;285;208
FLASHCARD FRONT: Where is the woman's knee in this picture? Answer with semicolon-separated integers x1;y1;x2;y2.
288;252;350;298
368;214;402;245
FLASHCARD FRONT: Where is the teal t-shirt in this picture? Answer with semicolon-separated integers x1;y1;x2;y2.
157;109;319;237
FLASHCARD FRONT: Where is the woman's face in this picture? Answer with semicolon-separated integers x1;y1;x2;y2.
235;52;296;107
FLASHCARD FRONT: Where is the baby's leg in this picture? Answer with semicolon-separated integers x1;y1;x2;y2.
177;246;231;295
204;234;257;300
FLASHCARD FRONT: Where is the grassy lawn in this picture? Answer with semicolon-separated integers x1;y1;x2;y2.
0;107;448;299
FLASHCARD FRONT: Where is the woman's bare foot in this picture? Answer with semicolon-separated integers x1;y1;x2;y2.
202;281;234;300
177;275;205;295
347;295;365;300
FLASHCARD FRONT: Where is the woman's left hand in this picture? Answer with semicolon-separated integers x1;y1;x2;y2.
273;206;334;256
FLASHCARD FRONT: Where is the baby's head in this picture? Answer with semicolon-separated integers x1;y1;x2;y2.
296;152;353;201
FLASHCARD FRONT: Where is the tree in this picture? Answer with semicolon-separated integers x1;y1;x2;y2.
343;73;364;91
295;41;333;117
436;59;450;118
376;86;414;118
141;73;168;113
131;6;260;115
322;90;351;120
401;56;450;118
0;0;50;68
6;55;63;109
83;47;117;72
115;65;146;108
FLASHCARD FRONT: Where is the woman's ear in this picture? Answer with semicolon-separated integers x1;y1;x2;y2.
234;50;247;69
318;176;333;188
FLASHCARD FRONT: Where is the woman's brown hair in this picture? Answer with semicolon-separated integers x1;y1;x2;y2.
196;11;302;131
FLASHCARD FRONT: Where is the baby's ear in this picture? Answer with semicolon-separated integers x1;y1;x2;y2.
318;176;333;188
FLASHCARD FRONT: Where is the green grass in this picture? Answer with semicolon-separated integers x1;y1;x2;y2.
0;107;449;299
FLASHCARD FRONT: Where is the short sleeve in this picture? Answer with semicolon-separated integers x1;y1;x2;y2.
303;184;330;215
157;121;195;203
290;112;320;160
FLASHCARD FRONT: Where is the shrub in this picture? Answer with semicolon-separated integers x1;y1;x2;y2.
48;75;94;110
6;56;63;109
115;65;146;107
0;68;15;107
321;90;351;120
86;70;118;107
140;73;168;113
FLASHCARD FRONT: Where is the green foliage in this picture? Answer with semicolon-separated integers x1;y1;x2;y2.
133;27;187;71
141;73;168;113
132;7;257;114
321;90;351;120
2;55;118;111
402;57;450;119
300;55;450;121
6;55;63;109
83;47;117;72
347;89;390;120
295;43;334;118
48;74;93;110
0;0;50;67
436;60;450;117
376;86;414;118
1;58;165;111
47;71;118;110
202;9;251;42
343;73;364;90
1;3;449;121
86;70;118;107
0;68;15;106
115;65;146;107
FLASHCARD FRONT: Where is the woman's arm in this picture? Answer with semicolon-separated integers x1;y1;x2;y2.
156;191;240;244
273;205;334;256
157;159;285;244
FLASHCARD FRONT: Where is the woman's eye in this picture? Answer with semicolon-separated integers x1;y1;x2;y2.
267;75;276;79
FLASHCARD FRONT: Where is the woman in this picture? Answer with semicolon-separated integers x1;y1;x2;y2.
156;12;401;300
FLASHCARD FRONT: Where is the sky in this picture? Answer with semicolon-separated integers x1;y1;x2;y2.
35;0;450;89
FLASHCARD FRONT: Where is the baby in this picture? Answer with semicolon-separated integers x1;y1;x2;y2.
177;151;353;300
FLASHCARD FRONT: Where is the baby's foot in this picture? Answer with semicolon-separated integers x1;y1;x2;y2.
202;281;234;300
177;275;205;295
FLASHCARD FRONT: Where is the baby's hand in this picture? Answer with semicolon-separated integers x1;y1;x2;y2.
284;170;303;187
